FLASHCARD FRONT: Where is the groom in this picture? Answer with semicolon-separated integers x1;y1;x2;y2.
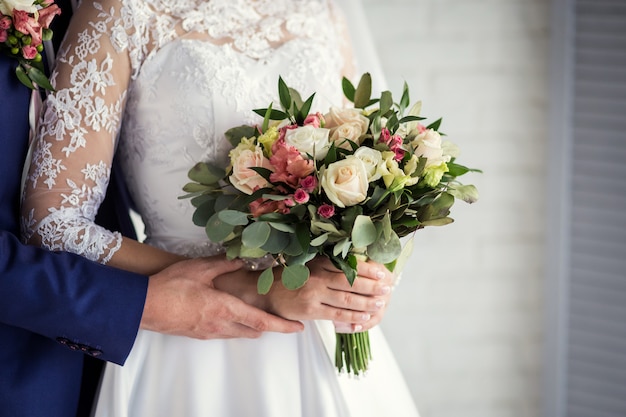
0;2;302;416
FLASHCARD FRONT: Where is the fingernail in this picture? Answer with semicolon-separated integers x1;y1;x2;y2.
361;313;371;321
354;324;363;332
375;299;385;309
376;270;385;280
381;285;391;295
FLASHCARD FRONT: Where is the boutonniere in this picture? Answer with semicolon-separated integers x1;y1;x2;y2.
0;0;61;91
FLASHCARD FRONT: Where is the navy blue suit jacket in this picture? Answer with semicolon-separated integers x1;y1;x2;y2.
0;51;148;417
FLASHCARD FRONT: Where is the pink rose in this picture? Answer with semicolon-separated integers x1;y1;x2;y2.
317;204;335;219
293;189;309;204
379;127;391;145
299;175;317;193
303;112;324;128
21;45;37;59
0;16;11;30
229;147;273;195
13;9;42;46
0;29;7;43
38;4;61;29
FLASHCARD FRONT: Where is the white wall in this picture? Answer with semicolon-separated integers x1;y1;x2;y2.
360;1;551;416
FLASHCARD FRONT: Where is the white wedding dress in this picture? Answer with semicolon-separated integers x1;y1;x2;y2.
21;0;420;416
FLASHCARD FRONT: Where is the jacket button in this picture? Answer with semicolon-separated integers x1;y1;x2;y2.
88;349;103;357
56;337;70;345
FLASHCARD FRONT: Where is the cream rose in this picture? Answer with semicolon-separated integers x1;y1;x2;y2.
329;122;366;150
0;0;36;15
353;147;383;182
410;129;451;167
320;157;369;208
284;125;331;160
324;107;369;149
229;147;273;195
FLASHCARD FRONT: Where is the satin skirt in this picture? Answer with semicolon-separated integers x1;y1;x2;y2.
92;321;420;417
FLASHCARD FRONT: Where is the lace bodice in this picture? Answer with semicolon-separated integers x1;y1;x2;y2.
21;0;351;262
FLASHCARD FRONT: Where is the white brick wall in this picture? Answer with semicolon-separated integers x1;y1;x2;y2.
360;1;550;416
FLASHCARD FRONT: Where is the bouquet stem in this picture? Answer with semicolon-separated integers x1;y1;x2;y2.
335;330;371;376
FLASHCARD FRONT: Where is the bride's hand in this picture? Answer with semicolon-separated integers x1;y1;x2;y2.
266;257;393;332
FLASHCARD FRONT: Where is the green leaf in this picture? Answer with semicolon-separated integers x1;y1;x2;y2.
393;238;415;274
253;108;289;120
190;194;214;208
248;167;273;182
278;76;292;111
447;184;479;204
342;76;356;102
257;268;275;295
288;87;304;111
353;73;372;109
351;215;377;248
260;229;290;253
182;182;211;193
262;102;273;133
187;162;224;185
226;243;241;259
380;212;393;242
333;237;352;258
330;255;357;286
426;117;442;131
205;212;235;242
286;249;316;266
398;115;426;124
283;234;305;257
15;66;34;90
367;231;402;264
420;217;454;226
310;233;329;246
399;81;410;113
380;91;393;115
239;245;268;258
192;199;216;227
224;125;258;147
298;93;316;123
269;222;296;233
281;265;310;290
446;162;470;177
242;221;271;248
26;66;54;91
295;223;311;251
218;210;249;226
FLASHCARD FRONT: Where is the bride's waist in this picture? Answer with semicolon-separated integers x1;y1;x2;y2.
145;235;224;258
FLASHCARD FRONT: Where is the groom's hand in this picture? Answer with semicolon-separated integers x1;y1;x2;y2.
140;256;304;339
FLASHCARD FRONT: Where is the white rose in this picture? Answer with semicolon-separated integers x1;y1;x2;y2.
320;157;369;208
410;129;451;167
329;122;366;150
284;125;331;160
229;147;273;195
0;0;37;15
353;147;383;182
324;107;369;132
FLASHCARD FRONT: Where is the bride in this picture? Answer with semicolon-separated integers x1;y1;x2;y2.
21;0;420;416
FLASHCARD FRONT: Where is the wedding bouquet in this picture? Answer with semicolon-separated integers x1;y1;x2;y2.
182;73;479;375
0;0;61;90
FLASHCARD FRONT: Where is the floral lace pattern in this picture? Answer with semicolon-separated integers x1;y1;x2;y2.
22;0;349;262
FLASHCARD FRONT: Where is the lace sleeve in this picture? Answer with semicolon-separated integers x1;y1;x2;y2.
21;0;142;264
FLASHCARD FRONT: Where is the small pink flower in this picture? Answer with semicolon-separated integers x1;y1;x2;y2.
249;198;289;218
379;127;391;145
303;112;325;128
293;189;310;204
38;4;61;29
13;9;42;46
417;123;427;134
394;148;406;161
0;16;11;30
269;141;315;188
299;175;317;193
21;45;37;60
317;204;335;219
284;198;296;207
0;29;7;43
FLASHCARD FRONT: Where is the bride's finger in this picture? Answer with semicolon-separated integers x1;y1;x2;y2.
323;288;386;313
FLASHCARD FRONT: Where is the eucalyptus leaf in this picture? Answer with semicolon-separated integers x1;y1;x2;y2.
215;194;238;212
286;249;316;266
295;223;311;251
224;126;258;147
257;268;275;295
183;182;211;193
393;238;415;274
333;237;352;257
283;234;305;257
367;231;402;264
261;229;290;253
218;210;249;226
190;194;214;208
310;233;329;246
281;265;310;290
242;221;271;248
447;184;479;204
269;222;296;233
239;245;268;258
420;217;454;227
351;215;377;248
192;199;216;227
226;243;241;260
205;212;235;242
187;162;225;185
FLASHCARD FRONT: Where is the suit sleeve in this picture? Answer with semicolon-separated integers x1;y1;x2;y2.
0;230;148;365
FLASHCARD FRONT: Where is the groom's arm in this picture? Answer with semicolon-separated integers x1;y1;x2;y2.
0;230;148;365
